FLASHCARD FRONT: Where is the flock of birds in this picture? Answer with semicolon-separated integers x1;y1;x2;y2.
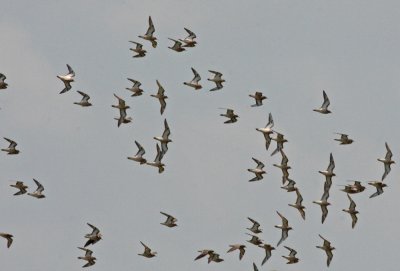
0;15;396;270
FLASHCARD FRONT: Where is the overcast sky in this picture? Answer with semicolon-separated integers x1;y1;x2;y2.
1;0;400;270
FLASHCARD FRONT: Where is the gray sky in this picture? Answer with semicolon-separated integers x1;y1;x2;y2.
1;0;400;270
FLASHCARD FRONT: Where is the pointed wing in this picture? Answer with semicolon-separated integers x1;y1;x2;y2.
295;189;303;205
87;223;99;235
140;241;151;253
322;90;330;108
66;64;75;76
4;137;17;148
252;158;264;169
77;90;90;102
327;153;335;172
33;179;44;192
191;67;201;83
146;16;155;36
253;263;259;271
184;27;196;39
135;141;145;156
321;205;329;223
347;194;356;210
266;113;274;128
385;142;392;160
162;119;170;138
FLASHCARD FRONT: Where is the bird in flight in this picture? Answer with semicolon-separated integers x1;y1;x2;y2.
313;90;331;114
57;64;75;94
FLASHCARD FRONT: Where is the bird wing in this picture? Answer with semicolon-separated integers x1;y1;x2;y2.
322;90;330;108
191;67;201;83
184;27;196;39
146;16;155;36
385;142;393;160
66;64;75;77
33;179;44;192
135;141;146;156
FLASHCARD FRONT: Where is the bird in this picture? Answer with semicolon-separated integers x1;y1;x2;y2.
138;16;157;48
378;142;395;181
184;67;202;90
316;234;335;267
126;78;144;96
368;181;387;198
334;133;354;145
339;180;365;194
281;179;297;192
247;158;266;182
270;132;288;156
74;91;92;107
150;80;168;115
220;108;238;123
84;223;102;247
256;113;274;150
194;249;214;261
313;90;331;114
2;137;19;154
153;119;172;154
282;246;299;264
10;181;28;196
208;70;225;91
249;91;267;107
259;243;275;265
160;211;177;227
318;153;335;188
246;217;262;233
246;233;263;246
27;179;45;199
0;73;8;89
179;27;197;47
168;38;185;52
127;140;147;164
129;41;147;57
138;241;157;258
112;94;131;127
273;150;291;184
288;189;306;220
342;194;359;228
78;247;96;267
313;187;330;224
227;244;246;260
207;252;224;263
274;211;292;246
57;64;75;94
0;233;13;248
146;143;165;173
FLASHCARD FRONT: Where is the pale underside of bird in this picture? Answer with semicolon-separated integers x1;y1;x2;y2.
247;158;266;182
138;16;157;48
150;80;168;115
227;244;246;260
208;70;225;91
313;188;330;224
160;211;177;227
246;233;263;246
289;189;306;220
271;132;287;156
84;223;102;247
273;150;291;184
259;243;275;265
274;211;292;247
342;194;359;228
318;153;335;188
0;73;8;89
378;142;395;181
220;108;238;123
256;113;274;150
316;234;335;267
184;67;202;90
247;217;262;233
179;27;197;47
138;241;157;258
2;137;19;154
27;179;45;199
74;90;92;107
153;119;171;154
0;233;13;248
340;180;365;194
129;41;147;57
127;140;147;164
249;91;267;107
78;247;96;267
313;90;331;114
334;133;353;145
57;64;75;94
368;181;387;198
126;78;144;96
168;38;185;52
10;181;28;196
146;143;165;173
282;246;299;264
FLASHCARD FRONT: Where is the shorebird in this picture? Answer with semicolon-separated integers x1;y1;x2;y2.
179;27;197;47
313;90;331;114
150;80;168;115
259;243;275;265
78;247;96;267
275;211;292;246
339;180;365;194
194;249;214;261
2;137;19;155
146;144;165;173
74;91;92;107
273;150;291;184
112;94;131;127
318;153;335;188
368;181;387;198
184;67;202;90
57;64;75;94
138;16;157;48
208;70;225;91
0;233;13;248
256;113;274;150
0;73;8;89
247;217;262;233
281;179;297;192
10;181;28;196
27;179;45;199
168;38;185;52
227;244;246;260
129;41;147;57
334;133;354;145
160;212;177;227
154;119;172;153
271;132;288;156
316;234;335;267
138;242;157;258
126;78;144;96
313;188;330;224
220;108;238;123
289;189;306;220
127;140;147;164
84;223;102;247
208;252;224;263
246;233;263;246
378;142;395;180
249;91;267;107
342;194;359;228
282;246;299;264
247;158;266;182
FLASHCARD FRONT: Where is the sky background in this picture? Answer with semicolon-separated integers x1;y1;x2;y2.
1;0;400;270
